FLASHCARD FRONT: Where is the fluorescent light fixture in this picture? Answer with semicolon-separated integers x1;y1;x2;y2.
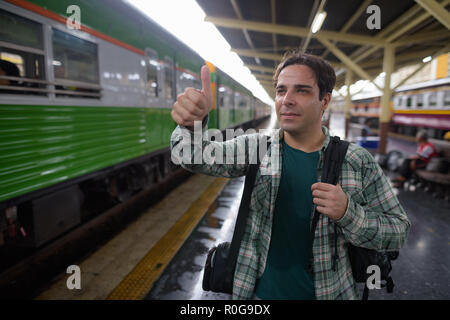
311;11;327;34
422;56;432;63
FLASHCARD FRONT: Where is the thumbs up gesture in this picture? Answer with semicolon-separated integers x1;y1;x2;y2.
171;65;212;128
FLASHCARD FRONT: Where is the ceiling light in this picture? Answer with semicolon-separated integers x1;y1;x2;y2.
311;11;327;34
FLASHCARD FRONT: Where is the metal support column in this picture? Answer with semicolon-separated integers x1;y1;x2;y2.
378;44;395;154
344;70;353;139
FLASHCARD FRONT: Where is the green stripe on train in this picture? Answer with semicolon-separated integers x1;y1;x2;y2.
0;104;220;203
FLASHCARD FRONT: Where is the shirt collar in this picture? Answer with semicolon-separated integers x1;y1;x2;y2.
276;126;331;153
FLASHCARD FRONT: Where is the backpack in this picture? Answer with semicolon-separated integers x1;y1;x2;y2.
311;136;398;300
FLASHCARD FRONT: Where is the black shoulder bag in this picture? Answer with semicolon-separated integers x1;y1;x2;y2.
202;140;271;294
310;136;398;300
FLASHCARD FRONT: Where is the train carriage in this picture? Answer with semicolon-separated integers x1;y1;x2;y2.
349;78;450;140
391;78;450;139
0;0;271;250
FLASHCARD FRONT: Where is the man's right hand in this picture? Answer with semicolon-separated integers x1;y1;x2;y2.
171;65;212;128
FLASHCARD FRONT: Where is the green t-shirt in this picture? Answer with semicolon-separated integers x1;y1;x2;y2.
255;139;319;300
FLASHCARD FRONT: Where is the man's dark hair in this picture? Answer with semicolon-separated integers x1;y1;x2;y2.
273;51;336;100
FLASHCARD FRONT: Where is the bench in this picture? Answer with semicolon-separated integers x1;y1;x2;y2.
415;139;450;200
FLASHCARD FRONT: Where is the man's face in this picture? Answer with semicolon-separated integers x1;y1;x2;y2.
275;64;330;135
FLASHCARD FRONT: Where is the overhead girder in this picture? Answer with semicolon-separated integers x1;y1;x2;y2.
204;16;386;46
414;0;450;30
245;64;276;74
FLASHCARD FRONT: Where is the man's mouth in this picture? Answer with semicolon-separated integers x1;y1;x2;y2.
280;112;300;117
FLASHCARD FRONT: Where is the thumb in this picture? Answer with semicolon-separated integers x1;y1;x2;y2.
201;65;212;108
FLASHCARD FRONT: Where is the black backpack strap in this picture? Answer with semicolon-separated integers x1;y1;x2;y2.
386;276;395;293
362;285;370;300
309;136;349;274
226;138;271;274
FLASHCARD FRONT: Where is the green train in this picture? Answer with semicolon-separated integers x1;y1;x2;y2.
0;0;271;250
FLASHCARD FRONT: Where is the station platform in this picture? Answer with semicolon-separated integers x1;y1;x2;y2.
34;114;450;300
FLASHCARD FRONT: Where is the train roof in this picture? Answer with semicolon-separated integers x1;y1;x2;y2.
352;91;383;101
395;77;450;93
351;77;450;101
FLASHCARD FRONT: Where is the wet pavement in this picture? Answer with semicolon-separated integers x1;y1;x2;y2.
145;177;243;300
361;186;450;300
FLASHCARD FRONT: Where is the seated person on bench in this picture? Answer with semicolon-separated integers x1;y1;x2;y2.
392;130;439;188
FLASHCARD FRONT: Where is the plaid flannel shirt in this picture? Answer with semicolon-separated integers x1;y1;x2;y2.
170;117;411;300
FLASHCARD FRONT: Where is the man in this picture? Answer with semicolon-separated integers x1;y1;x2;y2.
392;129;439;188
170;52;410;300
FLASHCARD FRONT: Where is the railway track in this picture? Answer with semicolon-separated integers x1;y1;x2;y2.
0;167;192;299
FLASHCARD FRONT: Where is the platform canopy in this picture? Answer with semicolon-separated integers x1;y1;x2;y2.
196;0;450;98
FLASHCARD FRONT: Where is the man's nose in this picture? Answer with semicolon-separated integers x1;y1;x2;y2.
282;89;295;105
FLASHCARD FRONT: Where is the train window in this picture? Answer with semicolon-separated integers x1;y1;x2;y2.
0;9;46;96
428;92;437;107
146;60;159;97
416;95;423;107
52;28;101;98
177;70;201;95
220;86;234;109
0;9;43;50
406;96;412;108
444;91;450;107
164;58;174;101
145;48;159;98
218;86;225;108
393;97;399;107
235;92;247;108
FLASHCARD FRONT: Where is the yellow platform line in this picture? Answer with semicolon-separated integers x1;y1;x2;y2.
106;177;229;300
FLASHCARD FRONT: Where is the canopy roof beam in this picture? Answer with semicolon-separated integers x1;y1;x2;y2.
319;38;382;91
233;49;282;61
230;0;260;65
393;44;450;90
204;16;386;46
321;0;372;59
270;0;278;69
414;0;450;30
246;64;276;73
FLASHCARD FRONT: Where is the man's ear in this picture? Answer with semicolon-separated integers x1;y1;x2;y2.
321;92;331;113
